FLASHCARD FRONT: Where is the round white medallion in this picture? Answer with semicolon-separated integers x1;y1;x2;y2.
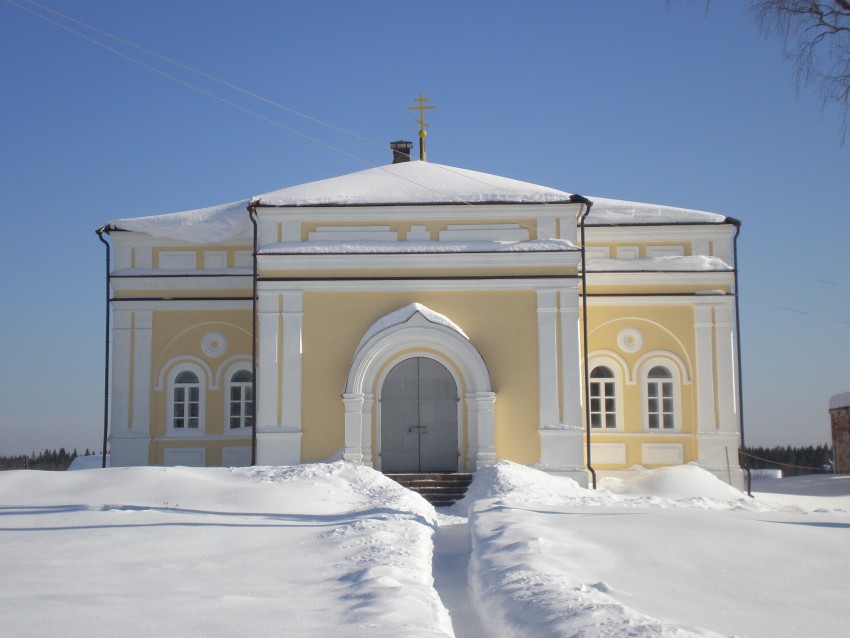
617;327;643;353
201;332;228;358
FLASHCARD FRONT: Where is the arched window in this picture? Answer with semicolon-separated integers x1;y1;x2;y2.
173;370;200;429
590;366;617;429
227;369;253;429
646;365;676;430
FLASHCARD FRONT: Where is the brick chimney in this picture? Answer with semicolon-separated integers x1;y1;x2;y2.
390;140;413;163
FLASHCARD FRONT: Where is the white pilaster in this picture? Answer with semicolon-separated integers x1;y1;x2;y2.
256;293;281;431
467;391;496;469
343;393;365;464
281;292;303;432
109;308;150;467
110;309;132;435
694;305;717;433
361;394;374;464
559;288;582;429
255;432;302;466
537;429;588;487
131;311;153;436
537;290;560;429
714;304;738;434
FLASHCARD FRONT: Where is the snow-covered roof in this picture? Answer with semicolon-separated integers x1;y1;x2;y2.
258;239;577;255
108;199;252;244
103;163;731;244
830;391;850;410
255;161;572;207
586;196;728;225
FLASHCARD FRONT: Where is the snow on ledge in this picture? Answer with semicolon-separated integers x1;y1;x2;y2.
830;391;850;410
587;255;732;272
259;238;577;255
356;303;467;353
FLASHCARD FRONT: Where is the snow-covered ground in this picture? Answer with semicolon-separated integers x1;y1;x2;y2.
1;462;847;637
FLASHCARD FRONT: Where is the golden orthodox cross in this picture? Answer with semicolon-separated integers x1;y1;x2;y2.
408;92;435;161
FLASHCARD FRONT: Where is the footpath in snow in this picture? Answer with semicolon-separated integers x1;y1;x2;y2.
452;463;850;638
2;460;849;637
431;512;485;638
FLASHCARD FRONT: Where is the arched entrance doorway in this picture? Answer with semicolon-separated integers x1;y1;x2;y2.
381;357;458;473
342;304;496;472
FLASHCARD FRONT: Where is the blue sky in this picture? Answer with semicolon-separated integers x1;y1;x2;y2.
1;1;848;456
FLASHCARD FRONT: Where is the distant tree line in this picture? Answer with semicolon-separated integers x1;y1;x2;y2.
0;448;99;471
742;444;833;476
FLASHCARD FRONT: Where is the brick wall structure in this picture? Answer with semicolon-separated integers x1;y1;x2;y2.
829;392;850;475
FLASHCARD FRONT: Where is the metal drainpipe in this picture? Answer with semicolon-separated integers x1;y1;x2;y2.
573;195;597;490
248;202;259;466
731;220;752;496
96;226;111;468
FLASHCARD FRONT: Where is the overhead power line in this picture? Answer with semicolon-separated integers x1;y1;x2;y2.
5;1;850;330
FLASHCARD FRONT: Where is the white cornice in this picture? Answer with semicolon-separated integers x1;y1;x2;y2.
257;278;580;293
257;250;580;272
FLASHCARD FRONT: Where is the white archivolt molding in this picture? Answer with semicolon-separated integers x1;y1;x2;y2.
156;355;215;391
342;306;495;470
589;316;694;379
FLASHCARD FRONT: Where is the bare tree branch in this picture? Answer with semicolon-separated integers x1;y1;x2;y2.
750;0;850;141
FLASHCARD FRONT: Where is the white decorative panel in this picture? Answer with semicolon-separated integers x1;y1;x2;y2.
159;251;196;270
584;246;610;261
407;225;430;241
204;251;227;269
439;224;529;241
646;245;685;258
591;443;627;465
692;239;709;257
642;443;684;465
537;218;556;240
616;245;639;260
222;446;252;467
164;447;205;467
234;250;253;268
309;226;397;241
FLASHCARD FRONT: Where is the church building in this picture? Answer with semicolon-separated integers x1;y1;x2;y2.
98;139;745;488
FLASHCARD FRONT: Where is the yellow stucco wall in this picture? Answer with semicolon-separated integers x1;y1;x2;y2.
299;290;541;466
583;304;699;466
148;310;252;463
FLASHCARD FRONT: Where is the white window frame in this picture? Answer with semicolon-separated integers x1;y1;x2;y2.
587;354;626;431
589;366;617;430
165;362;207;436
639;357;681;432
224;364;254;433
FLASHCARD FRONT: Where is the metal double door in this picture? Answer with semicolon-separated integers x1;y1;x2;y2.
381;357;458;473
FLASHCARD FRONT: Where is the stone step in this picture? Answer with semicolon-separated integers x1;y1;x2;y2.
385;473;473;507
